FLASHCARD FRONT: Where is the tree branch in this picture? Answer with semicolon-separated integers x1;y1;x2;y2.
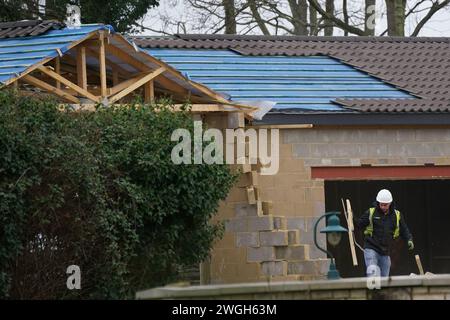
247;0;271;35
343;0;349;36
411;0;450;36
307;0;366;35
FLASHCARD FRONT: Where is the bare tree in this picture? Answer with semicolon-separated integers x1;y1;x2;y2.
309;3;319;35
141;0;450;38
410;0;450;36
324;0;335;35
308;0;366;35
247;0;271;35
343;0;349;35
287;0;308;35
223;0;237;33
386;0;406;36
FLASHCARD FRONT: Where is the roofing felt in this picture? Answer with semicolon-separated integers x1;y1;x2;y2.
0;21;247;110
0;22;114;85
133;34;450;113
142;48;414;112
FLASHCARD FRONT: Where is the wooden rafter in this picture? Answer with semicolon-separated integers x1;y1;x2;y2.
63;103;244;113
6;30;254;116
172;104;244;112
61;57;113;83
104;41;193;99
112;35;166;69
22;74;80;104
108;72;145;96
59;62;96;81
3;29;99;87
105;43;148;73
109;67;166;104
38;65;100;103
156;87;207;104
84;46;132;78
110;34;257;112
155;75;189;95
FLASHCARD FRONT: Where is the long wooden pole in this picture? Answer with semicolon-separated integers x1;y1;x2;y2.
344;199;358;266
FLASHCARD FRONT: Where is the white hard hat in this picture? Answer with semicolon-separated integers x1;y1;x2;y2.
376;189;393;203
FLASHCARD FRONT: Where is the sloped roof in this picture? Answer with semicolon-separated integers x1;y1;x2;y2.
0;22;113;85
133;34;450;113
141;48;414;112
0;21;256;115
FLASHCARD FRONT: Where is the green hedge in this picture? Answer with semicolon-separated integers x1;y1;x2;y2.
0;90;236;299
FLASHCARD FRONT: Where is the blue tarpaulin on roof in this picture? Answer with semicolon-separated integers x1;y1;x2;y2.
142;48;415;112
0;24;113;84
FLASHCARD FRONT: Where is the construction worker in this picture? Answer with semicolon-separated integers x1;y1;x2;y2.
358;189;414;277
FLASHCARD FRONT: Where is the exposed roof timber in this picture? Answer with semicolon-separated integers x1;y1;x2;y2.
2;28;100;87
108;67;165;103
22;74;80;103
37;65;100;103
108;72;146;96
65;103;246;113
111;35;258;112
76;46;87;90
54;56;60;89
2;26;257;116
156;87;212;104
144;80;154;102
84;46;133;77
99;31;107;98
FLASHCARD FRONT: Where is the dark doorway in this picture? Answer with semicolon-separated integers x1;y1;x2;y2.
324;179;450;277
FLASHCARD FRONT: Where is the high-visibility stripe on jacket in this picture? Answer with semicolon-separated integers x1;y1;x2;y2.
364;207;400;239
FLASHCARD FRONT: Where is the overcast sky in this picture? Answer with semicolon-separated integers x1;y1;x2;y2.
135;0;450;37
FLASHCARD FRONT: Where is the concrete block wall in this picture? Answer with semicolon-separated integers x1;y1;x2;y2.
209;126;450;284
211;200;330;283
284;128;450;167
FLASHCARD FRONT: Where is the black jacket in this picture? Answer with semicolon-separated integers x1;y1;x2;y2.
357;202;413;256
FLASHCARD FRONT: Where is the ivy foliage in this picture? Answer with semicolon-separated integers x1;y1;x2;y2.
0;90;236;299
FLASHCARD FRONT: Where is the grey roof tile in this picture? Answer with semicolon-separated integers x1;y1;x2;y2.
0;20;65;39
132;34;450;113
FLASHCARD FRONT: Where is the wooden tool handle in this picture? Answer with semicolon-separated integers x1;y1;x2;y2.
415;254;424;275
